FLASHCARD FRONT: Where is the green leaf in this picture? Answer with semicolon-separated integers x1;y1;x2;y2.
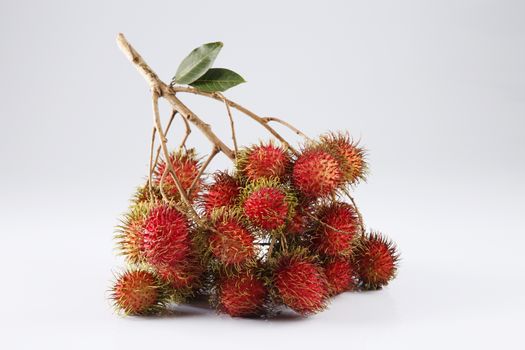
189;68;246;92
172;42;223;85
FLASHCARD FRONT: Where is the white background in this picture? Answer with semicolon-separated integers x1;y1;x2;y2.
1;0;524;349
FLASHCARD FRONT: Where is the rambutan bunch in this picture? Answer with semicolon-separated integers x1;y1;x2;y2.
112;37;401;318
240;178;297;231
354;232;399;290
320;132;368;184
236;142;291;181
154;150;202;202
111;268;168;315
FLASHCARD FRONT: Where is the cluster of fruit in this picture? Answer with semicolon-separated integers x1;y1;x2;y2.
111;132;399;317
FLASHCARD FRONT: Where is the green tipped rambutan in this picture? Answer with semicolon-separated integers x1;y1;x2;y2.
274;254;328;315
320;132;367;184
355;232;399;290
111;269;166;315
115;202;150;264
209;217;255;266
324;258;355;295
201;171;240;217
292;148;343;198
142;203;191;267
241;179;296;231
314;202;359;257
237;142;291;181
154;150;201;202
218;271;267;317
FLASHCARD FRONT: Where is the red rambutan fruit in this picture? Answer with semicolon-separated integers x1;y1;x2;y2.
324;258;355;295
355;232;399;290
292;149;343;198
154;150;201;202
274;255;328;315
314;203;359;257
321;133;367;184
156;256;203;290
218;271;267;317
115;202;150;264
111;269;165;315
243;185;293;231
237;142;291;181
142;203;191;267
201;172;239;217
286;208;311;235
210;217;255;266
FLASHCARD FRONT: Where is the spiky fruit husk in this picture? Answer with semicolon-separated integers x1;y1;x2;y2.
201;172;239;217
321;133;367;184
142;204;191;267
111;269;164;315
243;186;292;231
115;202;150;264
355;232;398;290
314;203;358;257
132;184;162;205
237;143;290;181
218;271;266;317
154;150;201;202
324;258;355;295
292;149;343;198
210;217;255;266
274;256;328;315
286;208;310;235
156;256;203;290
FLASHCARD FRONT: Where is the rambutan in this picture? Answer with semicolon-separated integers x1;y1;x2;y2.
142;203;191;267
314;203;359;257
201;172;239;217
292;149;343;198
209;217;255;266
111;269;165;315
237;142;290;181
321;133;367;184
324;258;355;295
274;255;328;315
218;271;267;317
286;208;310;235
154;150;201;202
242;181;295;231
156;256;203;290
355;232;399;290
115;202;150;264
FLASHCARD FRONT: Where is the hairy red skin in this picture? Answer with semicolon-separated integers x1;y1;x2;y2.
142;204;191;267
286;209;310;235
355;233;398;289
157;258;203;289
243;187;289;230
210;219;254;265
324;259;355;295
201;172;239;216
113;270;159;315
242;144;290;181
154;153;201;201
219;272;266;317
323;135;366;183
274;257;328;315
292;149;343;198
314;203;358;256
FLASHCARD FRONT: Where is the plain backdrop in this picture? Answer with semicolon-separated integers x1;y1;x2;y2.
1;0;524;349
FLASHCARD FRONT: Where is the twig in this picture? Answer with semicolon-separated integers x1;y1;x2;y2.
148;126;157;197
188;146;220;195
152;109;178;173
264;116;310;140
218;92;238;156
267;234;277;259
341;188;366;235
178;113;192;152
172;86;299;155
116;33;235;160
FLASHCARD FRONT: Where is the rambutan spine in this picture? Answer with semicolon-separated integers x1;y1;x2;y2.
314;202;359;257
217;271;267;317
236;142;291;181
320;132;368;184
209;215;255;267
